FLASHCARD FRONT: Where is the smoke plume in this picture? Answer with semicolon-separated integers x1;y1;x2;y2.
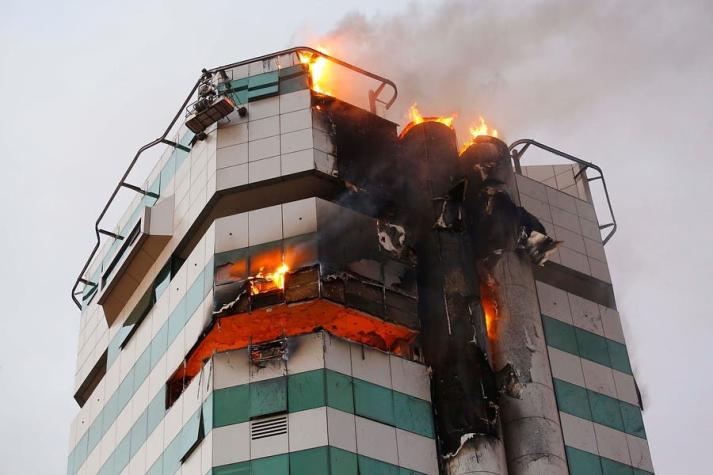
294;5;713;472
299;0;711;145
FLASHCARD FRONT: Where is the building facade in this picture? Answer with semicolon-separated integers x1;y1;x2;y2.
67;48;653;475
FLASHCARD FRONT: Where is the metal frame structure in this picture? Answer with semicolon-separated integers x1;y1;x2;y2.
70;47;399;309
509;138;617;245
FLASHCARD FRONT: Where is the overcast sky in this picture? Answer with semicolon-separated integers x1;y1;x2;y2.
1;0;711;473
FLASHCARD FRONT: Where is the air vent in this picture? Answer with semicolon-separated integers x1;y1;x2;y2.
250;415;288;440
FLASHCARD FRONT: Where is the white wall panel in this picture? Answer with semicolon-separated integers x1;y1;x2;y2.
395;428;438;475
355;416;398;466
593;423;631;466
326;407;357;453
213;423;250;467
560;412;598;454
389;355;431;401
286;332;324;374
214;350;250;390
282;198;317;240
214;212;249;253
350;343;391;388
288;407;328;452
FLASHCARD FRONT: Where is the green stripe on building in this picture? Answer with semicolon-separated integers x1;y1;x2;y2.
542;315;633;375
213;368;435;439
565;446;653;475
212;447;427;475
554;379;646;439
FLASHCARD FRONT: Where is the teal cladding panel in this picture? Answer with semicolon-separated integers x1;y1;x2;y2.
358;455;400;475
213;461;250;475
326;370;354;414
588;391;624;431
330;447;358;475
290;446;330;475
601;458;634;475
213;385;249;428
566;446;603;475
393;392;434;438
252;453;289;475
250;377;287;417
288;369;326;413
542;316;579;354
554;379;592;420
353;379;394;426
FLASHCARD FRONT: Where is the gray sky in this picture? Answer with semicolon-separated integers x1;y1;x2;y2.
1;0;710;473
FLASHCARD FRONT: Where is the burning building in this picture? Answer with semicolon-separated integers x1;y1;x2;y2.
67;48;654;475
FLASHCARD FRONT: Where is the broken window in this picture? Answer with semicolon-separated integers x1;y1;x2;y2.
116;289;153;350
116;257;180;351
74;350;107;407
180;409;205;464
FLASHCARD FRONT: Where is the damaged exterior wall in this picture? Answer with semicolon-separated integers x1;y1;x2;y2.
398;123;505;474
461;137;567;474
67;49;653;475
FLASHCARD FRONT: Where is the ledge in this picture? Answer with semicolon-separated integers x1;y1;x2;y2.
97;196;174;325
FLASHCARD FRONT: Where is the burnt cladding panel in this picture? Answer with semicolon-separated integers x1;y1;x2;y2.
319;98;401;219
399;123;499;455
315;198;381;274
314;199;419;329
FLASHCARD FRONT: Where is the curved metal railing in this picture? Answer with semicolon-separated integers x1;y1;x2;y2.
509;138;617;245
71;46;399;309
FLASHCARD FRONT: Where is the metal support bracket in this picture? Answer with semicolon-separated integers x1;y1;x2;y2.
98;229;124;240
121;182;160;199
161;139;191;153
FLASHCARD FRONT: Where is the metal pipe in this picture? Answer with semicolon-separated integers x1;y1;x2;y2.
399;124;507;475
462;136;568;475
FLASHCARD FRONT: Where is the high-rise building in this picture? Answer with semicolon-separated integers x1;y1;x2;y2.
67;48;654;475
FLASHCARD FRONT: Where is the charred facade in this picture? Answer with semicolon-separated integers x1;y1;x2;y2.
68;48;654;475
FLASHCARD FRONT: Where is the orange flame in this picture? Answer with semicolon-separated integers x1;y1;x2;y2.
460;117;498;153
480;279;499;342
298;47;332;96
399;103;455;138
250;263;290;295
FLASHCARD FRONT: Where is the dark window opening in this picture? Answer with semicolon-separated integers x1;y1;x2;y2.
118;256;184;351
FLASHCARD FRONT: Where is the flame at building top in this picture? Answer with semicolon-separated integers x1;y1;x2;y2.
298;47;333;96
460;116;499;153
399;103;456;138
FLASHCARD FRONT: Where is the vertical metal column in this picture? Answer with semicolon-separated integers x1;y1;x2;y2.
400;124;507;475
461;136;567;475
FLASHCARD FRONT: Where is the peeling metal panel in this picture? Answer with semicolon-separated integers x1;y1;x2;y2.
398;122;503;473
462;136;568;475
